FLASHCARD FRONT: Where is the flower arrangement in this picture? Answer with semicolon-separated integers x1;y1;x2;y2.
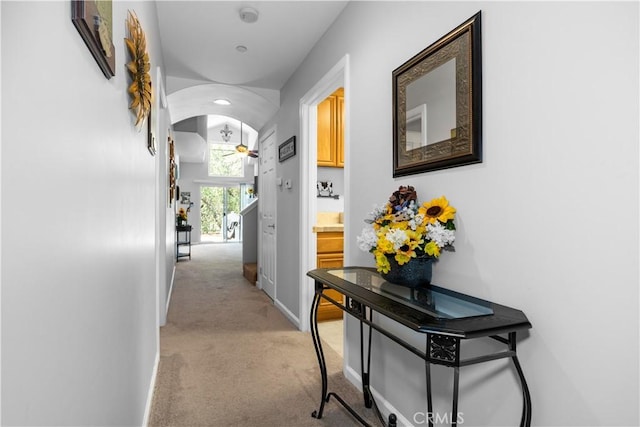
177;207;188;225
357;186;456;274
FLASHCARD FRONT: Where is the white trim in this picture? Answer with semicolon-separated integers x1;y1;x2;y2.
0;3;3;420
166;265;175;316
257;125;277;298
155;66;164;330
344;365;414;427
298;54;350;333
142;351;160;427
275;299;300;329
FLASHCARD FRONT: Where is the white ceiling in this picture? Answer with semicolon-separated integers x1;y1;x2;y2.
156;1;349;161
157;1;349;89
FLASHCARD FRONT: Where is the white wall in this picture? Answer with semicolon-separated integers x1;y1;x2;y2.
155;67;175;328
267;2;639;426
1;1;170;425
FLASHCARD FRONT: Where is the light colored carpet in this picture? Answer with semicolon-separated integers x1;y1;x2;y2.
149;243;375;427
317;320;344;358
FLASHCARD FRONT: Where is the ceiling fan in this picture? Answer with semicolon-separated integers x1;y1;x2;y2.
221;122;258;158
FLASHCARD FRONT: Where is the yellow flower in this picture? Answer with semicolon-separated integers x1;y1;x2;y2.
377;236;394;253
392;221;409;230
424;241;441;258
374;251;391;273
405;230;423;247
419;196;456;224
395;252;413;265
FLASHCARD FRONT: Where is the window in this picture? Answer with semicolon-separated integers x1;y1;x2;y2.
208;143;243;177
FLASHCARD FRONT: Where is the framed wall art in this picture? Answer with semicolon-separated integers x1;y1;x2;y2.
147;108;156;156
279;136;296;162
71;0;116;79
168;136;176;207
392;12;482;176
180;192;191;205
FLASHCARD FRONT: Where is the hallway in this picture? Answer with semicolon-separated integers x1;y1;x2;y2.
149;243;369;426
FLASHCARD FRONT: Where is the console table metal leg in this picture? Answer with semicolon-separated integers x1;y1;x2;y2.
425;359;434;427
512;354;532;427
452;367;460;427
310;290;328;420
360;317;373;409
508;332;532;427
311;290;374;426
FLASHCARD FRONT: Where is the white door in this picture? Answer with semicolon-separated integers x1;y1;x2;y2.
259;130;277;300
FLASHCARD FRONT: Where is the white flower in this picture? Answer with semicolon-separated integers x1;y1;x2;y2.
409;213;424;231
357;225;378;252
426;222;455;248
385;228;408;250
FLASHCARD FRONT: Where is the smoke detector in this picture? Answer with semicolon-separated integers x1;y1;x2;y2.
239;7;259;24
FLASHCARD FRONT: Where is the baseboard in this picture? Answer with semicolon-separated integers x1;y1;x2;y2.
344;365;414;427
275;299;300;329
142;351;160;427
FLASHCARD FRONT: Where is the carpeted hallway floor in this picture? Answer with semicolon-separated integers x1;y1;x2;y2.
149;243;374;426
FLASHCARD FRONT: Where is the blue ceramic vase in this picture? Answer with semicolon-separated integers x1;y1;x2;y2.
381;256;434;288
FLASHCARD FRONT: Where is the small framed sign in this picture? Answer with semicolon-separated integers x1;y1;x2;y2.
279;136;296;162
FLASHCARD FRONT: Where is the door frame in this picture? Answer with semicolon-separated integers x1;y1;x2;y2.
298;55;350;332
199;184;242;243
257;125;277;296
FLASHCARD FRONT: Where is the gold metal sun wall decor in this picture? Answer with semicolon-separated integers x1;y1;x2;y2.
125;10;152;128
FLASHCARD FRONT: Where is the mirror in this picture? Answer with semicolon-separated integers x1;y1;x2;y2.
393;12;482;177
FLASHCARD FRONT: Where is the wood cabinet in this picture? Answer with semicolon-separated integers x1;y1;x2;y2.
316;231;344;321
317;88;344;168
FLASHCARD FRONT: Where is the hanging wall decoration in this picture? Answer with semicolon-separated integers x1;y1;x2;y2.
278;136;296;162
168;136;176;207
392;12;482;176
125;10;152;128
71;0;116;78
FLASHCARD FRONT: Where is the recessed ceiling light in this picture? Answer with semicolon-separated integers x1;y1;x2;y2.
239;7;259;24
236;45;248;53
213;98;231;106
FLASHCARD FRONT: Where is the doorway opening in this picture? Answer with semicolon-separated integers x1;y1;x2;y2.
299;55;349;367
299;55;349;331
200;185;252;243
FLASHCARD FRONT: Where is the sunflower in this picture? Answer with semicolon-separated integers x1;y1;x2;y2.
125;10;152;128
419;196;456;224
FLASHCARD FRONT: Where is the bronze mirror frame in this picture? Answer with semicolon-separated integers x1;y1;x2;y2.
393;12;482;177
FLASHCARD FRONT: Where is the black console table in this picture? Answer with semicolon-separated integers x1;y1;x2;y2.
307;267;532;427
176;225;192;261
